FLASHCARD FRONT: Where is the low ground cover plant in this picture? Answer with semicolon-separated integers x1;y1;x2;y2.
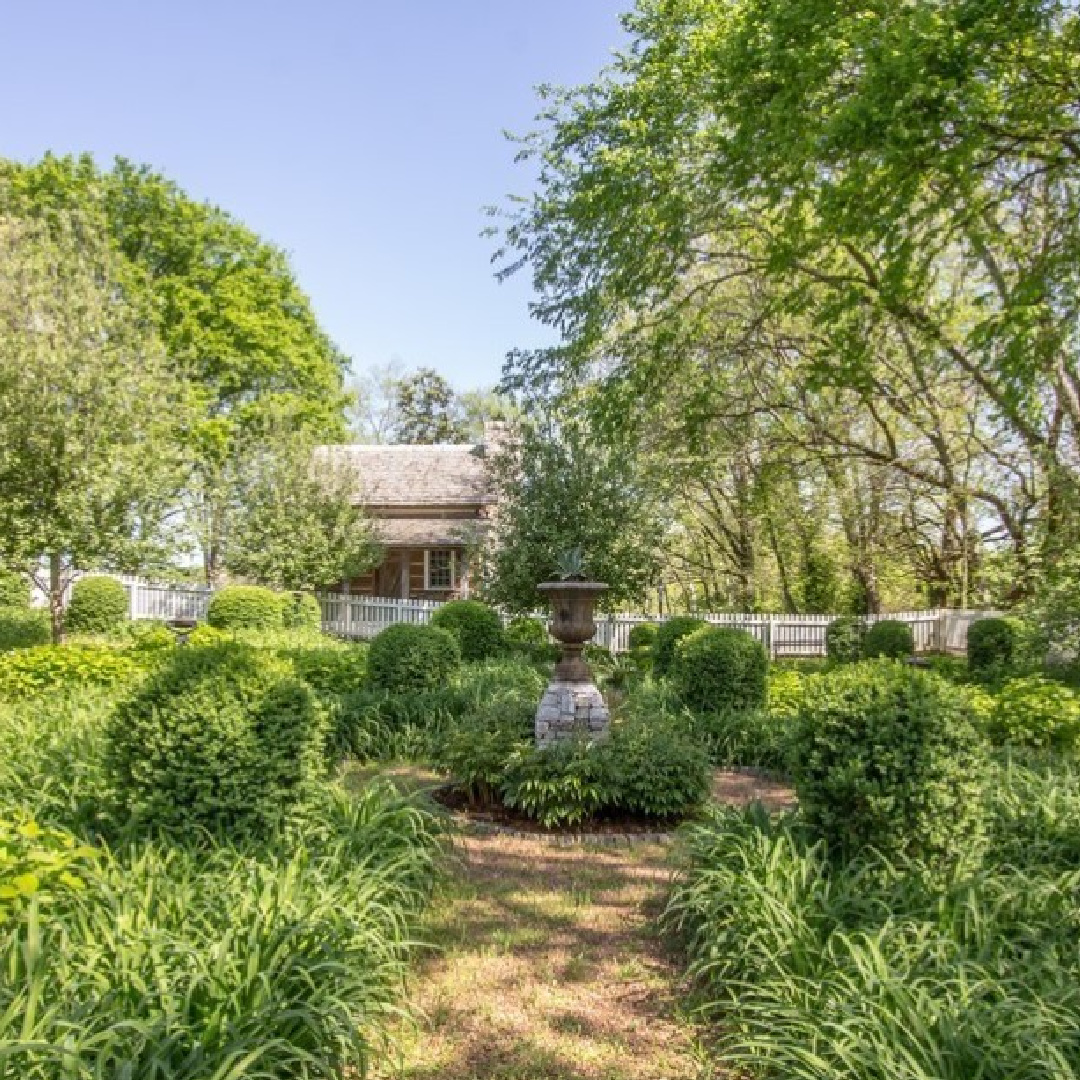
64;575;129;635
0;645;139;700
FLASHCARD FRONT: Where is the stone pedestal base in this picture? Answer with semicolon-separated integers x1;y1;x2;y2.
535;680;609;746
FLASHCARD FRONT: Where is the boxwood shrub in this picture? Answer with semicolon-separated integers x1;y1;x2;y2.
653;616;707;677
285;644;367;699
430;599;506;662
791;662;987;865
283;591;323;631
968;616;1045;679
206;585;284;631
65;576;129;635
367;623;460;693
106;644;327;835
671;625;768;714
506;616;548;647
862;619;915;659
825;615;866;664
628;622;659;650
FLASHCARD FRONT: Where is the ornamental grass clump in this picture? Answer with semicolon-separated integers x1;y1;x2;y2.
106;643;327;837
792;661;987;866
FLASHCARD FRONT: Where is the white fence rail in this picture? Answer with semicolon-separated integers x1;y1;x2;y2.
43;574;986;656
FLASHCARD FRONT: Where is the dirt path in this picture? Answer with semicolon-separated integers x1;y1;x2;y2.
375;832;714;1080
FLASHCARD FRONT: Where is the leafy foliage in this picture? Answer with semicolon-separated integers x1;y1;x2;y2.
392;367;469;444
671;625;768;714
792;663;987;865
106;645;328;836
1025;550;1080;664
825;616;866;664
284;643;367;699
652;617;706;678
0;646;139;700
431;599;507;663
206;585;284;631
64;576;129;636
0;818;95;925
506;616;548;647
283;591;324;631
862;620;914;660
439;705;533;809
986;677;1080;755
367;623;461;694
0;570;29;609
628;622;659;650
501;738;614;828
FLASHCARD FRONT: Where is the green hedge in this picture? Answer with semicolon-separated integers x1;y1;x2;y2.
106;644;327;836
206;585;284;631
986;676;1080;753
653;616;707;677
431;599;506;662
628;622;659;650
862;619;915;659
65;576;129;635
368;623;461;694
792;662;986;865
671;626;768;713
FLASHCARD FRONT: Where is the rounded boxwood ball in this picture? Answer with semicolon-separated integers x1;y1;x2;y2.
968;616;1044;678
368;622;460;693
628;622;659;650
207;585;285;631
863;619;915;659
65;576;129;635
653;616;707;678
431;599;506;662
792;662;986;865
671;625;768;713
284;591;323;631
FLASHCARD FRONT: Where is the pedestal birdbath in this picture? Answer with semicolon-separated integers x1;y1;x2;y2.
534;574;610;747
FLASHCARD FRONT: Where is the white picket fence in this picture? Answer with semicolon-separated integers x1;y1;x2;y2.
46;574;985;656
317;593;981;657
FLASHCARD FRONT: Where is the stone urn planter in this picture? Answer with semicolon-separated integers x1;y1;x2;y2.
535;580;610;746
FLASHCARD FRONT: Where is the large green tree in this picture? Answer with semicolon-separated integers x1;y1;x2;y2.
0;211;187;640
500;0;1080;597
0;154;349;583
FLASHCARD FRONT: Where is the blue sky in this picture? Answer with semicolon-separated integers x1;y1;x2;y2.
3;1;629;389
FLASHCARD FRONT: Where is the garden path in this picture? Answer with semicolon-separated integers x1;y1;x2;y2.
373;829;714;1080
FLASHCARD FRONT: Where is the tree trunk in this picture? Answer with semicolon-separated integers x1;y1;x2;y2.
48;552;66;644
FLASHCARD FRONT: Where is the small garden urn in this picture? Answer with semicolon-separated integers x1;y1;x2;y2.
535;577;610;746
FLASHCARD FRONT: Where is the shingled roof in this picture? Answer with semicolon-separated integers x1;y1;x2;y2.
315;443;494;508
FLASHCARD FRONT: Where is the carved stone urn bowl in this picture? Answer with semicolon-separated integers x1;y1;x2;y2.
534;581;611;747
537;580;609;681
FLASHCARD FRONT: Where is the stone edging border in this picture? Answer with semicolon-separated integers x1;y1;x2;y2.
448;813;676;846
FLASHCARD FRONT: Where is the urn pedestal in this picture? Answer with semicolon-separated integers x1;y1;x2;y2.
534;581;610;746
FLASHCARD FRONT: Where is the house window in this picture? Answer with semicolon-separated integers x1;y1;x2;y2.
425;549;456;591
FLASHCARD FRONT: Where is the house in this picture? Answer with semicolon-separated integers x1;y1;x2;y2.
317;424;502;600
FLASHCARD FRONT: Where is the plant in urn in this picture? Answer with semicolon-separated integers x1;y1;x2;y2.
534;549;610;746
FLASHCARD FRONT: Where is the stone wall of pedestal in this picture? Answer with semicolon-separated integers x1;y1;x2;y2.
535;679;609;746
